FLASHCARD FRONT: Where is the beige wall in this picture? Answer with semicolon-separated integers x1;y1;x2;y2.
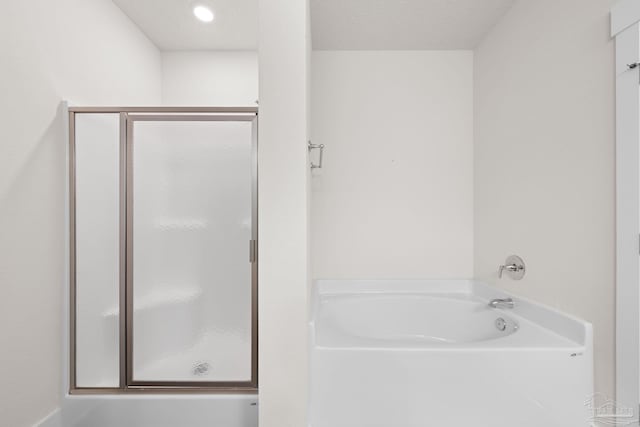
474;0;616;396
0;0;161;425
161;51;258;106
311;51;474;280
258;0;310;426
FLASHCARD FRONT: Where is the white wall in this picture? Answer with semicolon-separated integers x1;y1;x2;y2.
0;0;161;425
162;51;258;106
311;51;474;279
258;0;310;425
474;0;616;397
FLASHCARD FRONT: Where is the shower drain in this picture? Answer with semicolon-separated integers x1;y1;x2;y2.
495;317;507;331
192;362;211;376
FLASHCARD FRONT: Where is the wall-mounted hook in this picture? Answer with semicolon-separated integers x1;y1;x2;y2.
308;141;325;169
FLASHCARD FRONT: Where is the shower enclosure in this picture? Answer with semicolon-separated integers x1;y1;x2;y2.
68;107;258;393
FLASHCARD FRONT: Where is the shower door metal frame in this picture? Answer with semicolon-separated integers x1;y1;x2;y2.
68;107;258;394
124;113;258;390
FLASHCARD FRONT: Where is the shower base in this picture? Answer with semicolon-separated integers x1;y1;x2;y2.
61;333;256;427
134;331;251;383
62;394;258;427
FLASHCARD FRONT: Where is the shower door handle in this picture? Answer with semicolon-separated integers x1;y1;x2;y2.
249;239;257;263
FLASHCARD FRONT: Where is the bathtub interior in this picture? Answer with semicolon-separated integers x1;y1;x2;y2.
311;279;590;351
315;293;521;347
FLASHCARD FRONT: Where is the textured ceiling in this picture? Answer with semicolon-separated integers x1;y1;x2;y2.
112;0;516;51
311;0;517;50
112;0;258;50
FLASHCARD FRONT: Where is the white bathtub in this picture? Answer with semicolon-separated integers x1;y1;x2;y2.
309;280;594;427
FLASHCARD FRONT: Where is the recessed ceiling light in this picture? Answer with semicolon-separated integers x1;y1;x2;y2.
193;5;214;23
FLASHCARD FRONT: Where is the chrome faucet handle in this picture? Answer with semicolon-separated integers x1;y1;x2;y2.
498;255;526;280
498;264;517;278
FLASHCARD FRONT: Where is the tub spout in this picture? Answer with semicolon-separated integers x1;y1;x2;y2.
488;298;515;309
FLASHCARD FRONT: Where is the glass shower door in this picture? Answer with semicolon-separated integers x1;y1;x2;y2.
126;115;256;387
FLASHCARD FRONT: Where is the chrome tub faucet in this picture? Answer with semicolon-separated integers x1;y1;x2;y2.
488;298;515;309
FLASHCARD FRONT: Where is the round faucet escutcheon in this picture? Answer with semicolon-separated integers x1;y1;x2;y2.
498;255;526;280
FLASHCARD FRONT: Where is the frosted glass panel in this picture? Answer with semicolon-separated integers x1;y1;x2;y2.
75;113;120;387
131;120;254;383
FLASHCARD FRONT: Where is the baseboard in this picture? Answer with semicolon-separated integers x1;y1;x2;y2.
34;408;61;427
